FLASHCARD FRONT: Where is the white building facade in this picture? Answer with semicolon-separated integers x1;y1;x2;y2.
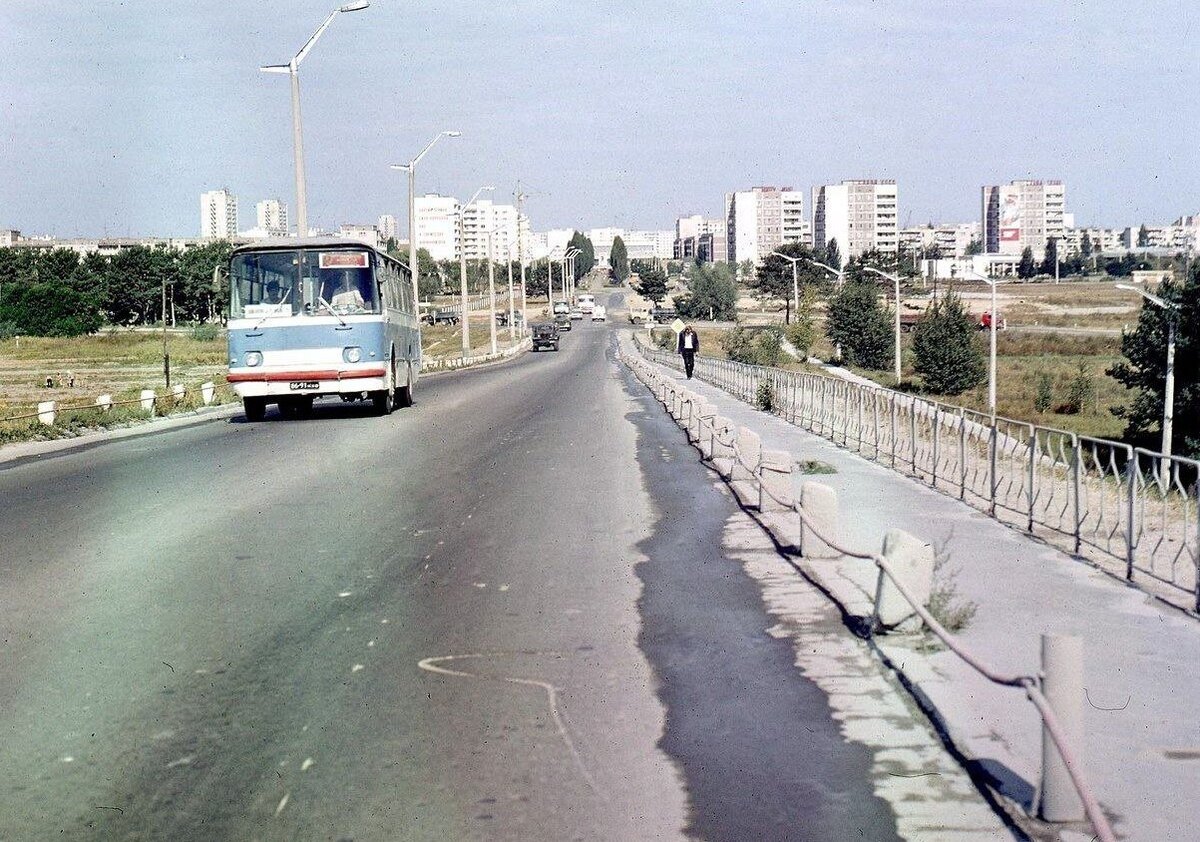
413;194;460;261
981;180;1065;260
338;224;381;250
812;180;898;267
200;189;239;239
726;187;808;265
377;214;398;244
254;199;288;237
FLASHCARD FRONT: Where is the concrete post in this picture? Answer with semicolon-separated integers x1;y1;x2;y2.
732;427;761;482
140;389;156;415
799;481;839;558
1039;634;1085;823
37;401;56;426
201;382;216;405
874;529;935;629
759;449;794;511
171;384;186;402
96;394;113;412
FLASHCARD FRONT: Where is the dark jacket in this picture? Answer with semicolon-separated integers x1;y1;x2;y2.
677;329;699;355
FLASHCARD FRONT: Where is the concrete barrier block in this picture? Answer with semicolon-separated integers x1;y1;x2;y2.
874;528;935;630
37;401;56;426
759;449;794;511
96;394;113;412
731;427;761;482
799;481;839;559
140;389;156;414
201;382;215;405
171;384;186;402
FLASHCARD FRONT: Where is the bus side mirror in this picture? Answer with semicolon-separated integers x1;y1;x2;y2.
212;265;228;290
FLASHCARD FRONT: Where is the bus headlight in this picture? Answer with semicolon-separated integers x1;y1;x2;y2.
343;347;363;363
244;351;263;367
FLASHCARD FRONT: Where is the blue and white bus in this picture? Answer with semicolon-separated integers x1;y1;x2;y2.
226;237;420;420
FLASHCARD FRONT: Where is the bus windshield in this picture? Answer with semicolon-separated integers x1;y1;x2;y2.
230;249;380;320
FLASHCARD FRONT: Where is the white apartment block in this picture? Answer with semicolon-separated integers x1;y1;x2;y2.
461;200;519;261
200;188;239;239
674;215;728;262
624;229;674;260
255;199;288;236
588;227;623;266
898;222;980;258
413;194;460;261
726;187;808;265
812;180;898;267
981;180;1065;260
527;229;574;262
1061;227;1125;255
377;214;398;243
338;223;381;250
1121;223;1198;252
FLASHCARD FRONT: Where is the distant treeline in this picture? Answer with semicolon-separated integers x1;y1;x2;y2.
0;242;234;337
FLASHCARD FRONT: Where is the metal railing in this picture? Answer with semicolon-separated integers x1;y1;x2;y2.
623;352;1117;842
637;338;1200;614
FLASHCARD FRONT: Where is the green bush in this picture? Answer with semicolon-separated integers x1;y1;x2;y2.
912;290;986;395
826;280;893;370
1034;372;1054;413
190;322;221;341
1063;364;1094;415
755;380;774;412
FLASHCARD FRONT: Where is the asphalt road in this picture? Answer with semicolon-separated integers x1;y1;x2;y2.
0;292;900;841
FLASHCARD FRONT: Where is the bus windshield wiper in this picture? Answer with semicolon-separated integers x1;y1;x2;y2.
251;286;294;331
317;295;348;327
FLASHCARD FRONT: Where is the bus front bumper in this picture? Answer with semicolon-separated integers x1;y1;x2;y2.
228;366;387;398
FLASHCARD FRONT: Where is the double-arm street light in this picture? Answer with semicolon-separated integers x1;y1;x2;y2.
1117;283;1179;469
459;186;494;359
862;267;904;385
390;130;461;304
806;257;845;360
564;247;581;301
260;2;370;238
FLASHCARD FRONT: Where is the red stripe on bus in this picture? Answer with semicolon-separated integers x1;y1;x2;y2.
227;367;386;383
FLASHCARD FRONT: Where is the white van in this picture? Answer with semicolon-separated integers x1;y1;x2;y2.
576;293;595;314
591;305;607;322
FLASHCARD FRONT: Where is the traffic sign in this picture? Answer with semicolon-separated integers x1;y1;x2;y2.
671;318;685;334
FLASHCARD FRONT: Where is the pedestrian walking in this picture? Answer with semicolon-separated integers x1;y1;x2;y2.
678;324;699;379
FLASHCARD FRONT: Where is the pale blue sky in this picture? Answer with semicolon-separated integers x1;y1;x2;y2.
2;0;1197;237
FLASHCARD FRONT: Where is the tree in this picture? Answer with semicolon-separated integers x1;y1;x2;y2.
965;238;983;256
751;243;824;323
610;236;630;283
1017;245;1037;279
634;266;668;305
674;262;737;320
1108;270;1200;454
826;279;892;370
911;289;986;395
1081;231;1094;259
786;286;818;359
567;230;595;281
823;238;841;270
1040;237;1059;277
0;282;101;336
1137;224;1151;248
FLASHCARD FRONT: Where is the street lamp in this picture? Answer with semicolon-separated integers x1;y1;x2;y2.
770;251;802;325
806;257;846;360
260;1;371;238
963;268;1000;418
1117;283;1178;467
486;223;498;355
564;247;580;301
458;186;494;359
390;130;461;305
863;266;904;385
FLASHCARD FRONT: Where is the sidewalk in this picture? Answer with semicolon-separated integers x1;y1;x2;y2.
631;339;1200;842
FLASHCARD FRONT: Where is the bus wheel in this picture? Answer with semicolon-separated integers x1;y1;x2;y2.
372;361;396;415
243;397;266;422
397;361;414;408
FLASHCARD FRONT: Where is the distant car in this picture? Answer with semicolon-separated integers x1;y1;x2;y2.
649;307;677;324
432;309;460;326
531;322;559;352
591;305;607;322
555;313;572;331
629;307;650;324
569;308;584;320
577;294;595;314
552;301;570;317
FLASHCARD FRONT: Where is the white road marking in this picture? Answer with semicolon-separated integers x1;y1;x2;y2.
352;664;364;672
274;793;289;816
368;640;376;647
499;584;510;592
417;652;606;800
338;591;352;598
301;757;314;771
166;755;193;768
61;756;74;763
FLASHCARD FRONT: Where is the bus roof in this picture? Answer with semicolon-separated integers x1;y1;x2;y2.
230;237;383;256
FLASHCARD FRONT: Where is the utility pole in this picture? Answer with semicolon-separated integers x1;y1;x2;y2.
516;182;527;330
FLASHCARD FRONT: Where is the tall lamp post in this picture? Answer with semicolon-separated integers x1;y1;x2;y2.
486;224;498;355
963;269;1000;419
769;251;802;325
459;186;494;359
863;266;904;385
1116;283;1178;470
565;247;581;300
260;1;371;239
806;257;846;360
390;129;460;305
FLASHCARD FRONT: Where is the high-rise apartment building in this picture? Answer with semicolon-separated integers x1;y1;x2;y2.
462;201;520;261
812;180;898;267
338;224;381;250
725;187;808;265
254;199;288;237
413;194;460;261
200;188;239;239
377;214;398;244
898;222;979;259
981;180;1065;260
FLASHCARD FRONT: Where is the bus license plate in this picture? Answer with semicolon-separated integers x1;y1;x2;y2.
289;381;319;391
